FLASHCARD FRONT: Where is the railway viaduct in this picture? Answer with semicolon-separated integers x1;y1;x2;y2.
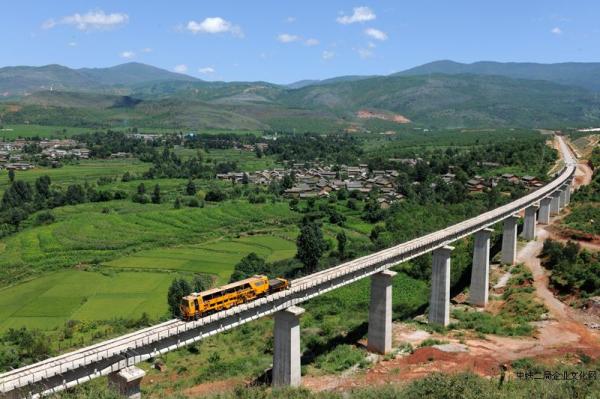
0;136;577;399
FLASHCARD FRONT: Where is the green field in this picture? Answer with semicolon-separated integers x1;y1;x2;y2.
0;270;173;331
106;234;297;283
0;200;296;286
174;146;280;172
0;124;95;139
0;159;150;194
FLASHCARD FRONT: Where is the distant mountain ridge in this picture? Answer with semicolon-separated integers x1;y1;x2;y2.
395;60;600;91
3;60;600;130
0;62;198;97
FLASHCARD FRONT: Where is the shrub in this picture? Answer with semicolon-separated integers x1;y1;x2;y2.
34;211;55;225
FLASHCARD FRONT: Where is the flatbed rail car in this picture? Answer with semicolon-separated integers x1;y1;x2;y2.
180;275;289;320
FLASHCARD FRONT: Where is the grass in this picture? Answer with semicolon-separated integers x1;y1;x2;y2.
0;159;149;194
105;234;297;284
451;264;546;336
0;200;296;286
0;269;173;331
312;344;366;374
562;203;600;235
203;148;280;172
0;124;94;139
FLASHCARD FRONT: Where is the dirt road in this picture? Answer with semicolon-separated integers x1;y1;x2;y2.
303;222;600;393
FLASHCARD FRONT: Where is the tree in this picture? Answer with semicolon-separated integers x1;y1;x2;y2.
167;279;192;317
137;183;146;195
1;181;33;210
337;231;347;259
186;179;196;195
65;184;86;205
205;188;226;202
229;252;268;282
174;197;182;209
8;169;15;183
6;207;28;227
121;171;132;182
281;174;294;190
242;173;249;185
151;184;161;204
363;199;384;222
34;175;51;198
192;275;209;292
296;221;327;273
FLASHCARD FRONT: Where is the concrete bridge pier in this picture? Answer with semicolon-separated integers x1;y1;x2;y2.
429;246;453;326
522;205;538;240
367;270;397;354
550;190;561;215
469;228;493;307
108;366;145;399
538;197;552;224
273;306;305;387
501;215;519;265
559;185;568;209
565;180;572;204
2;389;21;399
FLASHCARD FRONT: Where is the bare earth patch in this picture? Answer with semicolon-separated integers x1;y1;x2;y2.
356;109;411;124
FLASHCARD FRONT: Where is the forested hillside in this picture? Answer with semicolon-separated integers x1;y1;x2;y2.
3;69;600;130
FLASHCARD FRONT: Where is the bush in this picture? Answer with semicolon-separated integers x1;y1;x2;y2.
132;193;150;204
188;197;202;207
34;211;55;226
205;189;227;202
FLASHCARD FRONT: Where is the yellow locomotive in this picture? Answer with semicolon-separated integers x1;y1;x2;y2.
180;275;289;320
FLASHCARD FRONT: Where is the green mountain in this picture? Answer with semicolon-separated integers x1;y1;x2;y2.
396;60;600;91
0;62;198;97
286;75;376;89
277;74;600;128
3;61;600;130
78;62;198;86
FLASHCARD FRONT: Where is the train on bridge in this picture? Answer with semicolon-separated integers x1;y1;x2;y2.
180;275;289;320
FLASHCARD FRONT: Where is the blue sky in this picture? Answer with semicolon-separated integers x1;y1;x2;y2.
1;1;598;84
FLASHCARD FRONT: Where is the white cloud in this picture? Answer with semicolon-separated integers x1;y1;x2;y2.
286;16;296;23
337;6;375;24
68;41;77;47
120;51;135;59
551;27;563;35
141;47;153;53
174;64;188;73
277;33;300;43
43;10;129;31
304;38;320;46
367;41;376;48
365;28;387;41
357;48;373;59
322;50;335;60
198;67;215;74
186;17;243;37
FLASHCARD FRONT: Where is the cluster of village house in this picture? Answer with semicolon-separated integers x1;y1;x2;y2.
441;172;544;192
0;138;140;170
217;163;544;208
0;139;92;170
